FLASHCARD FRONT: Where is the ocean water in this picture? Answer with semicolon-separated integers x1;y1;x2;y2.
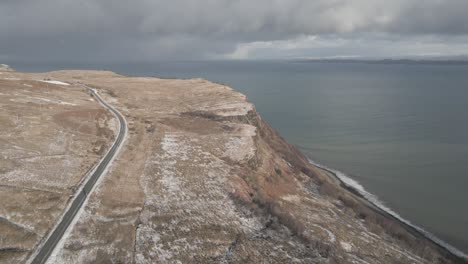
13;60;468;255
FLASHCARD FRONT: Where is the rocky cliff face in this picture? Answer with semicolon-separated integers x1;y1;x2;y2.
1;69;464;263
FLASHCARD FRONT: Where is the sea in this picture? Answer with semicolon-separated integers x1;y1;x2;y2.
12;60;468;257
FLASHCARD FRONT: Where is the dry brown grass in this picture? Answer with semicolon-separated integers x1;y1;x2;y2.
0;76;116;263
5;69;460;263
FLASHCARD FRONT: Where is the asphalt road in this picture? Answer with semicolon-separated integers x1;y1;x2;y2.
30;85;127;264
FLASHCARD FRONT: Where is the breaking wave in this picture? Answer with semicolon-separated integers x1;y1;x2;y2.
307;158;468;261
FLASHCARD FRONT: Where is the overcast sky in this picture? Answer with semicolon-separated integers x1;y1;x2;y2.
2;0;468;62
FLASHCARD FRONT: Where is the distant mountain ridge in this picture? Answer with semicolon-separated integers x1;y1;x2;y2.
293;58;468;65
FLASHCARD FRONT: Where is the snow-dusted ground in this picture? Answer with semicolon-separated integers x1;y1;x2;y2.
9;96;77;106
0;79;116;263
223;124;256;162
45;89;127;264
13;70;461;264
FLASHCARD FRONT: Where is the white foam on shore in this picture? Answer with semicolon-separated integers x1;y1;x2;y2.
307;158;468;261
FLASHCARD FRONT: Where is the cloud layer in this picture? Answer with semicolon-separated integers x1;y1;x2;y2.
2;0;468;61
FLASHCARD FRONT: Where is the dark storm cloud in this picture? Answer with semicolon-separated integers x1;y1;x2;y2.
1;0;468;61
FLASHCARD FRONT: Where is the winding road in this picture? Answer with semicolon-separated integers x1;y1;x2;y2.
30;85;127;264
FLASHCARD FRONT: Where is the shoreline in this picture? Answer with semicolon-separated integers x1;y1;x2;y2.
308;158;468;262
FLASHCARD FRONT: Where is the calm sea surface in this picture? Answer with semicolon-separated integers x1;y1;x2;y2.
14;60;468;254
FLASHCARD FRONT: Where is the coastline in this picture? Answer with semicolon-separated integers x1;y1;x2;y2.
2;66;466;263
308;158;468;262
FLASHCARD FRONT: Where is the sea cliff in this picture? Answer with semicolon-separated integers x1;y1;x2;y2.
0;67;465;263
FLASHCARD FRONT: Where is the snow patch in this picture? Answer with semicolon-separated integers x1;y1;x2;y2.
161;134;189;161
281;194;301;204
340;241;353;252
222;124;256;162
135;227;174;263
40;80;70;86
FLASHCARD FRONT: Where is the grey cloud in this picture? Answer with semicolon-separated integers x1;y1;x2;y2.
389;0;468;35
1;0;468;61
